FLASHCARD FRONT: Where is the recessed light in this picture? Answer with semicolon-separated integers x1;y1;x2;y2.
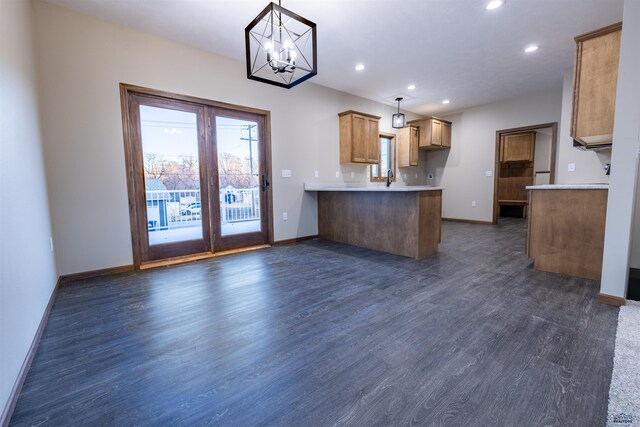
408;84;416;90
442;99;450;104
486;0;504;10
524;45;539;53
355;64;365;71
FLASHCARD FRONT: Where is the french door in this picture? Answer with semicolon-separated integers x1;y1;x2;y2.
122;85;271;265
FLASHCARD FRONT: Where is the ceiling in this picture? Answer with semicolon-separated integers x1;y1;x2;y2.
43;0;624;115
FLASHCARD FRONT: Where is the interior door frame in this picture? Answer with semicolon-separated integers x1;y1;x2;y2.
120;83;274;268
492;122;558;225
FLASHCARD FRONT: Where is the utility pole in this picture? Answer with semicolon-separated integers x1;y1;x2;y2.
240;124;257;216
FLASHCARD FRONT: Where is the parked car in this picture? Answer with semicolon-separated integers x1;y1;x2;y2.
180;202;201;215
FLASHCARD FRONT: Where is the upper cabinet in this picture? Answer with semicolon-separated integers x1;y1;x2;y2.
571;22;622;149
398;125;419;167
500;132;535;163
408;117;452;150
339;111;381;164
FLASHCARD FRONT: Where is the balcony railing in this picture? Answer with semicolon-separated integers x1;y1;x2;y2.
145;188;260;232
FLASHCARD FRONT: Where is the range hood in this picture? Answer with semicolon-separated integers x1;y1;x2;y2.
573;134;613;151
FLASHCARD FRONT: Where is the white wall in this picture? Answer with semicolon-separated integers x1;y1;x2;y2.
426;89;562;222
556;69;612;184
533;130;552;185
600;0;640;297
0;0;58;419
534;130;552;172
32;1;426;275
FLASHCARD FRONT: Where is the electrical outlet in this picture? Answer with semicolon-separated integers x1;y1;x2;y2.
472;201;477;207
281;169;292;178
49;237;54;252
283;212;288;221
486;171;493;177
335;171;340;178
314;170;319;178
568;163;576;172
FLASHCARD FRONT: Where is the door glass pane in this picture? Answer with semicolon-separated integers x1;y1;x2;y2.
140;105;203;245
216;117;261;236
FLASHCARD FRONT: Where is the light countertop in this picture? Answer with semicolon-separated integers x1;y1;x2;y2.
526;184;609;190
304;183;444;192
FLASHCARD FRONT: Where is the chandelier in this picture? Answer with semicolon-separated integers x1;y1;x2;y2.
392;97;405;129
245;1;317;89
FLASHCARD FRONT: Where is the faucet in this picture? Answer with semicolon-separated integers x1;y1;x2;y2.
386;169;394;187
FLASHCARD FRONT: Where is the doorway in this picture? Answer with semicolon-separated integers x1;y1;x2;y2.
120;84;273;267
492;123;558;224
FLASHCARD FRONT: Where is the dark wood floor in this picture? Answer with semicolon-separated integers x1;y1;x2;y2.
11;219;618;426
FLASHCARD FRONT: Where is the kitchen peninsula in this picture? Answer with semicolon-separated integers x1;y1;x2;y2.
305;184;444;259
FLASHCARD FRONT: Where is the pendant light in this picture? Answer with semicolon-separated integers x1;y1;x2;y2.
392;97;405;129
245;1;317;89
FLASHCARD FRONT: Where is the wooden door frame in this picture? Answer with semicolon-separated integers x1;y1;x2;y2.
208;106;270;252
492;122;558;225
120;83;274;268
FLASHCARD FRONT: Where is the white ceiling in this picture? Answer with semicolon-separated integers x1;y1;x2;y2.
43;0;624;115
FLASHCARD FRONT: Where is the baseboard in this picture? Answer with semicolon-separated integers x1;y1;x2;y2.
0;278;60;427
597;293;627;307
59;264;135;285
273;235;318;245
442;217;493;225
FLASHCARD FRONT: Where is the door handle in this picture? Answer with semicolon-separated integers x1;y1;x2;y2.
261;174;270;192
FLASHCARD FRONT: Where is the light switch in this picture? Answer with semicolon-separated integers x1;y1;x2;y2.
282;169;292;178
472;201;477;207
336;171;340;178
568;163;576;172
486;171;493;177
283;212;288;221
314;170;319;178
414;173;418;179
350;172;354;178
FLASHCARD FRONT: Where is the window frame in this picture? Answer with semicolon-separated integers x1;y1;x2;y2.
370;132;397;183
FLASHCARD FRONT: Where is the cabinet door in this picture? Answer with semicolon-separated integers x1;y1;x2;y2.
431;120;442;146
572;26;621;145
442;122;451;148
501;132;535;162
351;114;367;163
366;117;380;163
409;126;419;166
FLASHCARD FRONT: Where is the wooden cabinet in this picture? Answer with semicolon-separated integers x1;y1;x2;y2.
339;111;381;164
500;132;535;163
571;22;622;148
398;125;419;167
527;188;608;280
407;117;452;150
442;122;451;148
